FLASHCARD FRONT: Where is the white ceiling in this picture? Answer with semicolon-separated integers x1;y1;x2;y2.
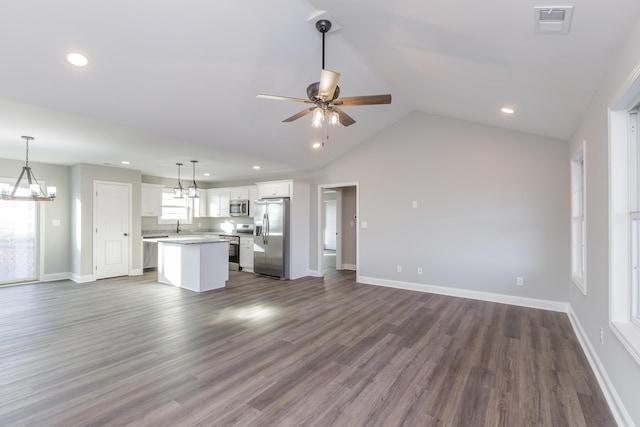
0;0;638;182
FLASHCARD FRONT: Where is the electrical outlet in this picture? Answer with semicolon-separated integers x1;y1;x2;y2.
362;221;368;228
397;265;402;273
516;276;524;286
412;200;418;209
600;327;604;344
417;267;422;275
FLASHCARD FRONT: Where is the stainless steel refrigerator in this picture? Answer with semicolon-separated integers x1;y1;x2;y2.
253;198;290;279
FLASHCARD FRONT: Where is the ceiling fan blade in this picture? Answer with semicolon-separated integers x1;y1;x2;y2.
334;94;392;106
318;69;341;100
256;94;313;103
332;106;356;127
283;107;316;122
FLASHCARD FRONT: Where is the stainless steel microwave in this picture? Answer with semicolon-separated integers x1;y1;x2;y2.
229;199;249;217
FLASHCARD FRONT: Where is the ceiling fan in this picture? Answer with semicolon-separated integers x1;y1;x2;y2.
256;19;392;127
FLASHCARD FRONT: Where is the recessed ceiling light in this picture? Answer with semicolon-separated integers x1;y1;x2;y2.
501;107;515;114
203;172;211;177
66;52;88;67
253;165;261;170
312;142;322;149
120;161;130;165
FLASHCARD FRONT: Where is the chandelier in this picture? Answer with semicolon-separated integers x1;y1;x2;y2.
0;136;56;202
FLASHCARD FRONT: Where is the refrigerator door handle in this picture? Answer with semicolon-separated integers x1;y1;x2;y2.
263;213;268;245
265;213;269;245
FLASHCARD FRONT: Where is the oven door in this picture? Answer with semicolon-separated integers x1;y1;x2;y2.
228;241;240;263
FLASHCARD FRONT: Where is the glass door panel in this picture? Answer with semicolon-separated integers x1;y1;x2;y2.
0;187;37;284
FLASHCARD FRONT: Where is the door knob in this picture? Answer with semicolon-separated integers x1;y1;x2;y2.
124;233;129;236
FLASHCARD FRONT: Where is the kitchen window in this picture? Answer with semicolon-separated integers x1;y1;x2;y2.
570;143;586;294
158;189;193;224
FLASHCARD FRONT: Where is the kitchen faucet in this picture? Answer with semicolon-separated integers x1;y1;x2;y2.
176;220;181;234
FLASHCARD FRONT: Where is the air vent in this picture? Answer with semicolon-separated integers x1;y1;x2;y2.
534;6;574;34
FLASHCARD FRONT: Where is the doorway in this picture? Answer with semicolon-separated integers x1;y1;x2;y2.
94;181;131;279
318;183;358;277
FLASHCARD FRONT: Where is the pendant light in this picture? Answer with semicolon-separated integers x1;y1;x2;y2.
188;160;199;198
0;136;56;202
173;162;184;199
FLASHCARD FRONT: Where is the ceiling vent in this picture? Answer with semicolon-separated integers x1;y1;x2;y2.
534;6;574;34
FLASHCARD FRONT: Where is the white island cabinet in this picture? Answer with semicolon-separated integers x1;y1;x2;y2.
158;239;229;292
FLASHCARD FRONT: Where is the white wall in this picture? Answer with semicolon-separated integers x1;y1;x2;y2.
310;111;570;303
0;158;70;280
568;13;640;427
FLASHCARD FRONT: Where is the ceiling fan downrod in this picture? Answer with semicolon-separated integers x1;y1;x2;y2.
316;19;332;70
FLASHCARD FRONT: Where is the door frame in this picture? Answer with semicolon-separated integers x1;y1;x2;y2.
317;182;359;278
92;180;133;281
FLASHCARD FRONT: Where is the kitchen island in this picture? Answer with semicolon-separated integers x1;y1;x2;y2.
158;238;229;292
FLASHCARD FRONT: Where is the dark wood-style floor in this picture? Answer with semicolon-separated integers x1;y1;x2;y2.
0;257;615;426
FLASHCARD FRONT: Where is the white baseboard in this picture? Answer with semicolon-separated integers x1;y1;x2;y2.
307;269;322;277
130;268;143;276
40;272;71;282
341;264;357;271
567;307;634;427
70;273;94;283
357;276;569;312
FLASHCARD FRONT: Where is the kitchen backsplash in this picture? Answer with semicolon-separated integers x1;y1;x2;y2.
141;216;254;235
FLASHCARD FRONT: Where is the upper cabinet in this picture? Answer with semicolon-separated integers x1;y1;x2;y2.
207;188;230;217
257;181;291;199
194;189;208;218
229;187;250;200
141;183;163;216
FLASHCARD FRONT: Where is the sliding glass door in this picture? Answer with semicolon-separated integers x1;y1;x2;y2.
0;187;38;285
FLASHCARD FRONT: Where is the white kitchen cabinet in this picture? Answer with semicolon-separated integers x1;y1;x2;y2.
239;236;254;272
207;188;231;217
194;189;208;217
257;181;290;199
141;183;163;216
230;187;249;200
248;185;258;217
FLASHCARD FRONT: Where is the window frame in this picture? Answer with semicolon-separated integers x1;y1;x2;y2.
158;188;193;225
571;142;586;294
609;90;640;366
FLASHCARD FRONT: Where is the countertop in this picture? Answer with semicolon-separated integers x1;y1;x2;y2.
157;238;229;245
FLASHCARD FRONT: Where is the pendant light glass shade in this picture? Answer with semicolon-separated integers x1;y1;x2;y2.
329;110;339;125
188;160;199;198
312;107;324;128
174;162;184;199
0;136;56;202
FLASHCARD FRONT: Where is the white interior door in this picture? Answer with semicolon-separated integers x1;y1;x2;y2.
95;182;130;279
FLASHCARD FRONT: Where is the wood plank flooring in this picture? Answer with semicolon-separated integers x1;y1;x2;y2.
0;259;615;426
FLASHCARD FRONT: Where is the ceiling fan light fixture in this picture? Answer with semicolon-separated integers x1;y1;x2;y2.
312;107;324;128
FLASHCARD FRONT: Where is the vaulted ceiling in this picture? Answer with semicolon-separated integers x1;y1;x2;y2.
0;1;638;182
